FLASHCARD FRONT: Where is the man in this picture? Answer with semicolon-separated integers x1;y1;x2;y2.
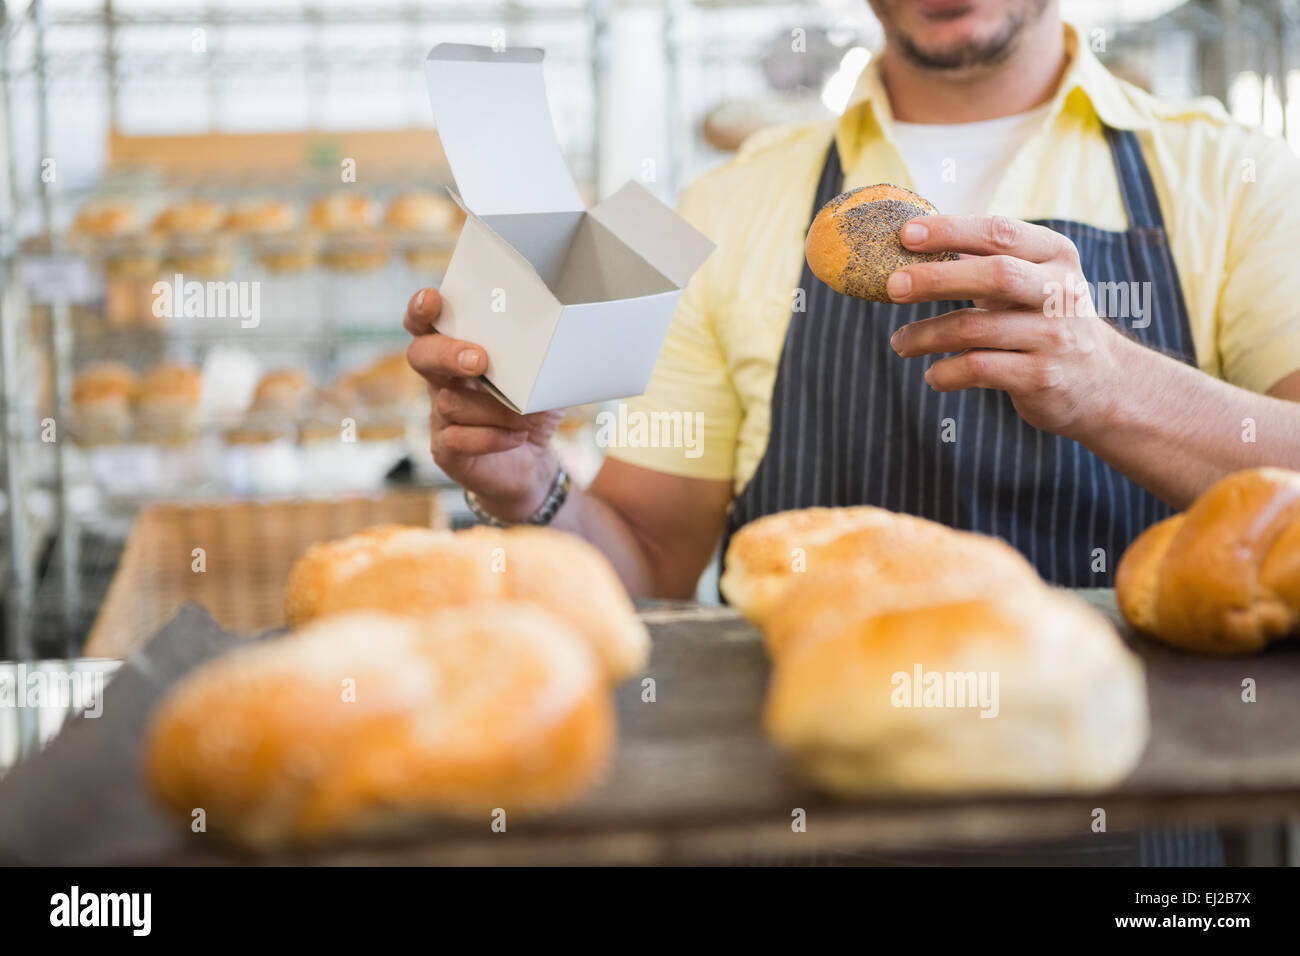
406;0;1300;601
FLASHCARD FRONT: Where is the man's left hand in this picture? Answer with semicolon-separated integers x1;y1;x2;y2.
886;214;1135;440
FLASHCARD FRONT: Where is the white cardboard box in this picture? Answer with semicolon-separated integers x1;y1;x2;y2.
425;42;714;414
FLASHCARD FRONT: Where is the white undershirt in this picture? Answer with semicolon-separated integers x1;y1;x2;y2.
890;103;1052;216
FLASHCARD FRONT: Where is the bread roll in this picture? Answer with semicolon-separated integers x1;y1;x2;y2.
309;192;377;232
766;589;1149;795
284;525;650;681
251;368;314;416
72;199;139;239
71;361;138;441
720;505;1040;633
320;235;389;272
134;361;202;441
341;352;428;409
223;198;296;235
384;192;464;234
805;184;957;301
152;199;224;237
141;606;614;848
1116;467;1300;654
254;231;319;273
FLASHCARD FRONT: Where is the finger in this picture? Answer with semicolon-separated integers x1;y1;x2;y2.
435;424;530;457
406;332;487;382
923;350;1063;393
887;255;1046;308
900;215;1074;264
433;383;537;430
403;287;443;336
890;309;1058;358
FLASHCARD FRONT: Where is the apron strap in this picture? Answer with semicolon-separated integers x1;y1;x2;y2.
1105;126;1164;231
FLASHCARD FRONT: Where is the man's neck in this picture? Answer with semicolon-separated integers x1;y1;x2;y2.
879;18;1067;124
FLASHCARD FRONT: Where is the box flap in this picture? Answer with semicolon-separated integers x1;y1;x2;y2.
590;182;715;289
426;43;583;217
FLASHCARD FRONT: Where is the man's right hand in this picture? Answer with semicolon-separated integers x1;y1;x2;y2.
404;287;565;523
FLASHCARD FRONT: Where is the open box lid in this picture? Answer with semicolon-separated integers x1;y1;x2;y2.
591;182;715;288
426;43;584;217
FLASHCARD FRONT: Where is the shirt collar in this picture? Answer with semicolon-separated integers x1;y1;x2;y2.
836;22;1151;165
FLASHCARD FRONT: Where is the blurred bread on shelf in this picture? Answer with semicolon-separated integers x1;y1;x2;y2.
135;361;202;442
223;198;297;235
342;351;428;412
308;191;378;232
385;191;464;234
71;198;139;239
152;198;225;237
71;361;138;443
250;367;314;416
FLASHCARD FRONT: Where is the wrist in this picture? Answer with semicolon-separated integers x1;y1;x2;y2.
1069;324;1141;447
469;454;562;524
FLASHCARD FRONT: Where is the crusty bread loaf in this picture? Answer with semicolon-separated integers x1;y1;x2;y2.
765;589;1149;795
1116;467;1300;654
805;184;957;301
284;524;650;682
141;605;614;848
720;505;1041;636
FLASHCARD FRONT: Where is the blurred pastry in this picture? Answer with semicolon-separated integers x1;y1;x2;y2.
402;245;454;274
71;198;139;239
385;191;464;234
342;352;428;411
286;525;650;682
152;198;224;237
223;198;296;235
135;361;202;441
71;361;138;442
308;192;377;233
250;368;314;417
141;606;615;847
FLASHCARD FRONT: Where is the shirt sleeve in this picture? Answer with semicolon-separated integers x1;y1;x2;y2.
1216;129;1300;394
601;180;742;482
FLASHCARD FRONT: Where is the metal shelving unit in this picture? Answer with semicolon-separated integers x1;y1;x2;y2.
0;0;613;658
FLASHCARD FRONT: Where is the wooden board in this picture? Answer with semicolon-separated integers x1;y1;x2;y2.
2;592;1298;865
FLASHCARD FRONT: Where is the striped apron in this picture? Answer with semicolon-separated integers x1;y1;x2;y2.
724;126;1222;866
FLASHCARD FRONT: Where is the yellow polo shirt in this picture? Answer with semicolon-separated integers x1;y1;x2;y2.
606;25;1300;493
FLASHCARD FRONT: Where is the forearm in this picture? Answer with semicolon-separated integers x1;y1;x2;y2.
549;481;659;598
1075;338;1300;509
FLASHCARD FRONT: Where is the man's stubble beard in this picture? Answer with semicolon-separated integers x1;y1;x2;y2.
892;0;1050;73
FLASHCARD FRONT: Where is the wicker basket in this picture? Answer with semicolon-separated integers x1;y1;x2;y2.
85;491;445;658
